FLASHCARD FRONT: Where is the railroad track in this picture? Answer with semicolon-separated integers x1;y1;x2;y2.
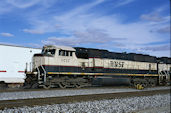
0;86;170;101
0;88;169;110
0;85;168;93
0;85;142;93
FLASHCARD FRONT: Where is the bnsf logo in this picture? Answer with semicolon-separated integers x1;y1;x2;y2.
110;61;124;68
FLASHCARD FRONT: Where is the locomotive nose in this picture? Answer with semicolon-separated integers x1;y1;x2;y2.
32;54;45;70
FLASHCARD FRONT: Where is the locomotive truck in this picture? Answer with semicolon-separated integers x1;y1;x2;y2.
24;45;171;89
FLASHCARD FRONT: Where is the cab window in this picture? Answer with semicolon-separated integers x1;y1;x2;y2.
66;51;69;56
42;49;56;56
59;50;65;56
70;52;73;56
59;50;73;57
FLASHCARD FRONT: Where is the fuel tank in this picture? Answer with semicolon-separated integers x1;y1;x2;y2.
92;76;131;86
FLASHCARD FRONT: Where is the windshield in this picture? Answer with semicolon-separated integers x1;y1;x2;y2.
41;49;56;56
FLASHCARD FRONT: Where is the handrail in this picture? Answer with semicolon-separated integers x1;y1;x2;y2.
25;63;28;72
30;62;32;72
158;70;170;85
36;67;40;80
158;71;164;84
40;58;46;83
40;65;47;83
163;70;169;80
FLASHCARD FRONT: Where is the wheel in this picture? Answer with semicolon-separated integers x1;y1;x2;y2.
0;81;8;89
31;83;39;89
43;84;51;89
150;80;156;87
23;83;32;89
141;82;148;88
59;82;67;88
75;83;82;88
133;82;139;87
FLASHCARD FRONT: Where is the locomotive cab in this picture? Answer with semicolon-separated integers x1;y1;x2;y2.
24;45;79;88
32;45;77;71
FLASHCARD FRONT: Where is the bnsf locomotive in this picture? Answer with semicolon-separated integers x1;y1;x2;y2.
24;45;171;89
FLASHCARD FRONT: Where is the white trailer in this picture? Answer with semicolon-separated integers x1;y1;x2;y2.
0;44;41;87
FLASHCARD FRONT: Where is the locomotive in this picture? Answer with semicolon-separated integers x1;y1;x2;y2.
24;45;171;89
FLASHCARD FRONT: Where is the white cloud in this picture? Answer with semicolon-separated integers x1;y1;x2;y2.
54;14;162;45
140;44;170;52
19;0;170;57
22;21;60;34
23;29;44;34
140;5;170;36
115;0;136;7
0;1;13;14
41;4;169;56
6;0;41;8
42;29;125;47
0;0;54;15
42;36;77;46
140;5;169;23
0;33;14;37
22;0;105;34
157;26;170;33
137;44;170;57
140;13;164;22
26;43;43;48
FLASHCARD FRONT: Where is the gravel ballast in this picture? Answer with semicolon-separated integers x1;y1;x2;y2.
0;93;170;113
0;86;169;100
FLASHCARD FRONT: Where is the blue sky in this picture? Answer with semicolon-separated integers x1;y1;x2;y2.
0;0;170;57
